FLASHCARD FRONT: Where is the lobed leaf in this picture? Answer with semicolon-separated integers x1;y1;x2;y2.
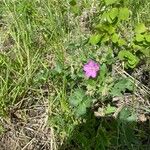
104;0;118;5
135;23;147;34
118;8;130;20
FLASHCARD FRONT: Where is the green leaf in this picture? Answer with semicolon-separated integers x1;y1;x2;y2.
132;43;142;50
118;50;139;68
89;34;101;45
139;48;150;57
69;89;92;117
71;5;80;15
145;34;150;42
84;97;92;108
110;78;133;97
118;38;126;46
118;8;130;20
75;103;87;117
105;104;117;114
119;107;137;122
126;114;137;122
104;25;115;34
109;8;118;20
99;63;107;84
119;107;131;121
101;34;110;43
101;12;112;22
135;23;147;33
135;34;145;42
69;89;85;107
111;33;119;43
95;24;115;34
104;0;118;5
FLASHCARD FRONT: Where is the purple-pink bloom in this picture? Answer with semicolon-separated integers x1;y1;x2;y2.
83;60;100;78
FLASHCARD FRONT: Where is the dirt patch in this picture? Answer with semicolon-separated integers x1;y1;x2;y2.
0;97;57;150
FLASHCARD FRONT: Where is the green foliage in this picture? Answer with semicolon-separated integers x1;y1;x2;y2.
118;7;130;20
33;69;51;86
135;23;147;34
118;50;139;68
69;89;92;117
145;34;150;42
110;78;133;96
89;34;102;45
111;33;119;43
109;8;118;20
105;104;117;115
104;0;119;5
99;63;108;84
135;34;145;42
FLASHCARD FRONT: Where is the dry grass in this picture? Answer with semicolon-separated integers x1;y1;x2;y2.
0;91;58;150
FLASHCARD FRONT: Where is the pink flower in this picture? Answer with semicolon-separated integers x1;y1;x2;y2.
83;60;100;78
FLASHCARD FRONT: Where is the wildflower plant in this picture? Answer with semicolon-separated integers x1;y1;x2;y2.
65;0;150;119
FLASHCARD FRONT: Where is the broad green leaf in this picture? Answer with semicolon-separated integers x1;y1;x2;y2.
126;114;137;122
118;50;131;60
101;12;112;23
132;43;142;49
119;107;131;121
69;89;85;107
109;8;118;20
119;107;137;122
110;78;133;97
84;97;92;108
101;25;115;34
69;89;92;117
118;8;130;20
95;24;115;34
135;34;144;42
99;63;107;84
139;48;150;57
145;34;150;42
71;5;80;15
89;34;101;45
135;23;147;33
118;50;139;68
118;38;126;46
105;104;117;114
101;34;110;43
112;33;119;43
75;103;87;117
104;0;118;5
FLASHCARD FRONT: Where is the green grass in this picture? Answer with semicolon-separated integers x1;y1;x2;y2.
0;0;150;149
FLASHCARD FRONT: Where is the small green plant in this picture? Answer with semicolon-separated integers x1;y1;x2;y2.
69;88;92;117
110;78;133;96
89;0;150;69
118;50;139;68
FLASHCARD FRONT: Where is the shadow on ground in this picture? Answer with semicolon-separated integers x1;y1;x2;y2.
59;110;150;150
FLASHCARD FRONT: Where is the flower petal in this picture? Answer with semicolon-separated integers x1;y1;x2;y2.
90;71;97;78
88;60;95;66
85;71;91;78
83;64;89;71
83;60;100;78
94;64;100;71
